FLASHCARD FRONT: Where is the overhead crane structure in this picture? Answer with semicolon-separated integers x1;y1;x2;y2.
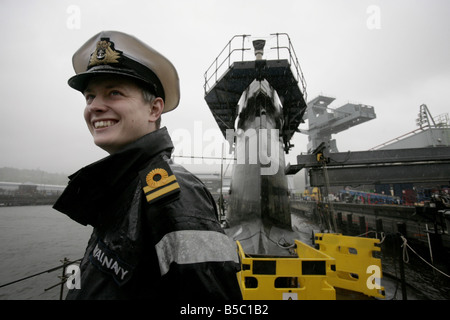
304;95;377;154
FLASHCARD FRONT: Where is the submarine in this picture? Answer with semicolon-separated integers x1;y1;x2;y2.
204;34;309;255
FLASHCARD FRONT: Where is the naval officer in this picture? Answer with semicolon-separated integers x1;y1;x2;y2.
53;30;242;300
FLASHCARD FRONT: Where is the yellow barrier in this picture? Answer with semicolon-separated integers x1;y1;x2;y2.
236;240;336;300
314;233;385;299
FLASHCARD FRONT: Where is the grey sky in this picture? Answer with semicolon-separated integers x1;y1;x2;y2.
1;0;449;175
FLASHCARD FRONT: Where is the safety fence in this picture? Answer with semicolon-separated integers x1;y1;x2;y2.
236;233;386;300
236;239;336;300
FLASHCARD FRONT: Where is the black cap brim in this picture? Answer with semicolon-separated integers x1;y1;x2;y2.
68;65;159;96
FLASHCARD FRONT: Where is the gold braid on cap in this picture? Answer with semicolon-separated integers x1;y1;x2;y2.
88;39;121;67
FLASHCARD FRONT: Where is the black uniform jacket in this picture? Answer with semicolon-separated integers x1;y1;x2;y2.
53;127;242;300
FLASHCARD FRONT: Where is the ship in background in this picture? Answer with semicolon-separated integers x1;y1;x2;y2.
204;34;309;254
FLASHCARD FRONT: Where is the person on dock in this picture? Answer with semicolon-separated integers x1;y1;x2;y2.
53;30;242;300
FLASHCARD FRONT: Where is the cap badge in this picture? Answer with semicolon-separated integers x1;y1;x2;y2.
88;38;122;68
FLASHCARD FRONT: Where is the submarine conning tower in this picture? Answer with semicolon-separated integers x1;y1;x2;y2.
204;34;307;154
204;34;308;237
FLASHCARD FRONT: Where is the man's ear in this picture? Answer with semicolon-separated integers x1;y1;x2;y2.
149;97;164;122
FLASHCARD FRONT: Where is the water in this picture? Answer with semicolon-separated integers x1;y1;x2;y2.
1;206;449;300
0;206;92;300
380;241;450;300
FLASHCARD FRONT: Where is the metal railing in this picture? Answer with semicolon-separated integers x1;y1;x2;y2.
0;257;82;300
204;34;251;94
203;33;307;101
270;33;307;101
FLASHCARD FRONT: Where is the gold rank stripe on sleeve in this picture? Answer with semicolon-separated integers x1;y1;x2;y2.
142;168;180;204
144;180;180;203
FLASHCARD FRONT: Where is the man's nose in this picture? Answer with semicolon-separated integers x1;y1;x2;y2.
88;96;108;112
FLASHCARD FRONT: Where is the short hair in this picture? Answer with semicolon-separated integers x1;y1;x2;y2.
142;88;161;129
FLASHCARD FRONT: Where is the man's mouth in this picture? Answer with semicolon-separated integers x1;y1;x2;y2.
93;120;118;129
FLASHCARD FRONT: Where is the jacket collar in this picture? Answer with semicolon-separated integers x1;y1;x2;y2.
53;127;174;226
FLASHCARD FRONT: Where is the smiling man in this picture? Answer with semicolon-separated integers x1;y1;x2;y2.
83;75;163;154
53;31;242;300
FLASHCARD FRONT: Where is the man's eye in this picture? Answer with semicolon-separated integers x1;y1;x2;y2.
110;90;122;96
85;94;95;103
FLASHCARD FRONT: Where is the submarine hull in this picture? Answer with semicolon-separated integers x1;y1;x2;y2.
225;80;292;254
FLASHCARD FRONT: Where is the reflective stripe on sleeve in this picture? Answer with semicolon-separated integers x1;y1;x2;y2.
155;230;239;276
